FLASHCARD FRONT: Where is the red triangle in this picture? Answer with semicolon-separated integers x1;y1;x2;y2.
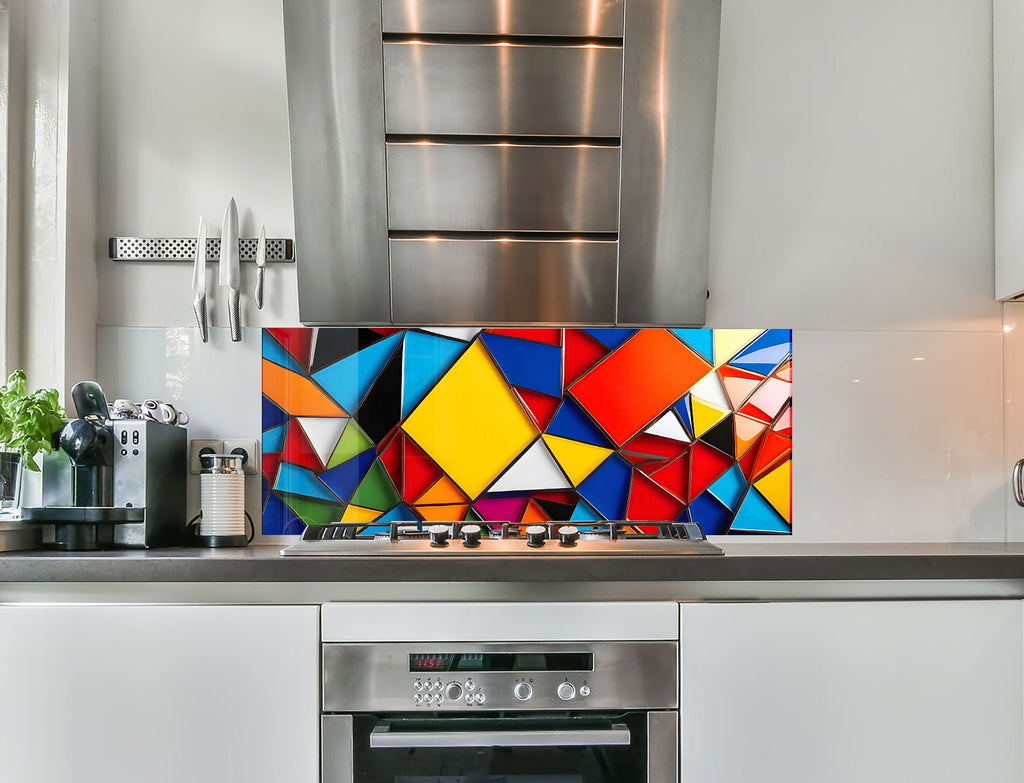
563;329;609;389
772;403;792;437
740;399;774;424
623;432;688;462
533;491;578;504
378;430;403;494
404;436;443;504
627;469;685;521
515;388;561;431
266;328;312;371
752;430;791;481
283;419;323;472
484;328;562;347
688;441;734;502
648;452;689;502
262;451;283;482
738;434;763;481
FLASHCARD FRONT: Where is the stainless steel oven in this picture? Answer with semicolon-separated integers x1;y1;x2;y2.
321;641;678;782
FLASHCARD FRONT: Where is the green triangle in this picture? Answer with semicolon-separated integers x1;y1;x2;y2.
326;420;374;468
280;494;344;526
349;460;401;512
464;506;484;522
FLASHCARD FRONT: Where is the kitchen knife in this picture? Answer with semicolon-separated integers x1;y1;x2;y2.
254;224;266;310
192;217;208;342
219;197;241;342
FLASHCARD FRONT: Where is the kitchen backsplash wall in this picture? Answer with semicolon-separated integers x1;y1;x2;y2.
261;328;792;536
93;0;1003;543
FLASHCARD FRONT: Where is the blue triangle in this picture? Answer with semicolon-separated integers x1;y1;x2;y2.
674;395;694;437
731;487;790;533
480;333;562;398
262;423;288;454
730;329;792;375
569;498;601;522
671;329;714;364
578;454;631;520
402;332;468;418
708;465;746;510
261;476;270;507
262;491;304;535
263;330;306;374
274;462;340;503
547;398;613;447
584;328;638;351
262;395;289;432
378;504;417;524
317;450;377;504
312;332;403;413
688;491;733;535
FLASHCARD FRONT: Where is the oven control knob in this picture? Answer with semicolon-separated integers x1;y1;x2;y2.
428;524;450;547
579;685;591;697
557;525;579;546
513;682;533;701
461;524;482;548
557;682;576;701
445;682;464;701
525;525;547;547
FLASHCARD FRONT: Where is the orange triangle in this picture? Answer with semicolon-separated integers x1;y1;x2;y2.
515;387;561;431
521;500;550;525
752;430;791;481
417;504;469;522
775;362;792;382
734;414;768;458
263;359;345;417
416;474;468;505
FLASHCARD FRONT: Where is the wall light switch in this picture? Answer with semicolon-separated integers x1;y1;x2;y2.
222;438;261;475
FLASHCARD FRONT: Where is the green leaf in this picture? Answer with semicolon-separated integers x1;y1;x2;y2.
0;370;65;470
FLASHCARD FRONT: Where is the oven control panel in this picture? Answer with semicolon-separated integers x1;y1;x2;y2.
322;641;678;713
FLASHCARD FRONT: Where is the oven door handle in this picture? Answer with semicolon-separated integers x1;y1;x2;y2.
369;723;631;749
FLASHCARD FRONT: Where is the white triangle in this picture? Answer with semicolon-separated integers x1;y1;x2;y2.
645;411;690;442
690;372;730;410
490;439;571;493
297;417;349;466
421;327;483;342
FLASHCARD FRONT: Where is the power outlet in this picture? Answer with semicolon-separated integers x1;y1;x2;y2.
223;438;261;476
189;439;224;474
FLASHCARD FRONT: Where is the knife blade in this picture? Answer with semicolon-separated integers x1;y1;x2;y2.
219;197;241;342
192;217;208;342
254;224;266;310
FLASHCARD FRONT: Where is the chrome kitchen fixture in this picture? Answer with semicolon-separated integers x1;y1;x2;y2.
320;602;680;782
284;0;722;326
281;520;722;556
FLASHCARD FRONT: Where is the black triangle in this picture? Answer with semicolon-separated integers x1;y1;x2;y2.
309;328;389;374
701;415;735;459
534;498;577;521
355;344;404;444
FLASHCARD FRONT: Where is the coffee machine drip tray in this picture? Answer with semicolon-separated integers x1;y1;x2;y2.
21;507;145;523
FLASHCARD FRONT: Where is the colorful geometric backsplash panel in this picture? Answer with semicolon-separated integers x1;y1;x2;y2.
262;328;793;536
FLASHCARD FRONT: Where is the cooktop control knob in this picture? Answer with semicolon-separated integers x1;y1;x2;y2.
445;682;463;702
513;682;533;701
525;525;547;548
428;524;450;547
461;524;482;548
557;682;576;701
557;525;579;547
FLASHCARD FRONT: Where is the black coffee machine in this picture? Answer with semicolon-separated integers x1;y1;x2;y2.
23;381;187;550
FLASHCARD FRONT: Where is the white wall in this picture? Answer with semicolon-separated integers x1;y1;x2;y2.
92;0;1004;542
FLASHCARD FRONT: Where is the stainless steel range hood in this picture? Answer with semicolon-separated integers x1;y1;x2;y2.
284;0;721;326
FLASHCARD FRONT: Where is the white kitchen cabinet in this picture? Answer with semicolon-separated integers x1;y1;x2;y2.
0;604;319;783
680;601;1023;783
996;0;1024;299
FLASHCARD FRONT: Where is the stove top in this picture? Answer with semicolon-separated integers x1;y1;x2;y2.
280;521;723;557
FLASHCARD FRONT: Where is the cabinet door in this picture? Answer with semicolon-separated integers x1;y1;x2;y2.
0;605;319;783
680;601;1023;783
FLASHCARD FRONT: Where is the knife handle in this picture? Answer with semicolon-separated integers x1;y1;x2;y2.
229;289;241;342
193;294;209;343
255;267;265;310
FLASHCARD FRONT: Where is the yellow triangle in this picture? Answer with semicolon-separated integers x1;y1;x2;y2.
754;459;791;523
713;329;764;369
341;504;383;523
542;434;612;485
416;474;467;505
691;398;729;438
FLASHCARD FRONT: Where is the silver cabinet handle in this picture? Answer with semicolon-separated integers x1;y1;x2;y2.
1014;459;1024;507
369;724;631;749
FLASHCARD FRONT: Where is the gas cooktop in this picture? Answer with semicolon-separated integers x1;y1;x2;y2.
280;521;723;557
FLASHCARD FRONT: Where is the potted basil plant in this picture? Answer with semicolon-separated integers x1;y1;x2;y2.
0;370;65;516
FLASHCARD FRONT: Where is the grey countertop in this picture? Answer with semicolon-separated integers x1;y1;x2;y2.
3;542;1024;584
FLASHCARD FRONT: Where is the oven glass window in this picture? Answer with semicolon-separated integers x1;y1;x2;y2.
349;713;647;783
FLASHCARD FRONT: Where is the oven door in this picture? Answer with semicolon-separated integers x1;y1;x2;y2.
323;711;677;783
